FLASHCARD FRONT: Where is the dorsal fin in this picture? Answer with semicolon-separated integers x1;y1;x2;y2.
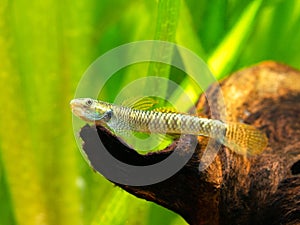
122;96;159;110
122;96;180;113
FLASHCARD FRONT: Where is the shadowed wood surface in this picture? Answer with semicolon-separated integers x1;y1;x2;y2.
80;61;300;225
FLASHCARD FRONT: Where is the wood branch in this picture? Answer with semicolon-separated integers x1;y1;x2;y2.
80;61;300;225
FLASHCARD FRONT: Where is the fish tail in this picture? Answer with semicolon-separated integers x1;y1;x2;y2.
222;122;268;156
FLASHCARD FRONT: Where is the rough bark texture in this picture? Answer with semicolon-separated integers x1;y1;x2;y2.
80;61;300;225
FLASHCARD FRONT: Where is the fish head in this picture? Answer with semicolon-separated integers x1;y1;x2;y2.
70;98;111;122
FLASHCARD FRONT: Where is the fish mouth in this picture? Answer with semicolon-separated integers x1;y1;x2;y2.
70;99;83;107
70;99;99;122
70;99;86;119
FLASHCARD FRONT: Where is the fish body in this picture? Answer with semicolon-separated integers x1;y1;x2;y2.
71;98;268;155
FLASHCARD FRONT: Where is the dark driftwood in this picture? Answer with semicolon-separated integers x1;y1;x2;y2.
80;61;300;225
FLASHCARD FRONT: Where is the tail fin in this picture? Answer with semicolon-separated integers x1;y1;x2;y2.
223;122;268;156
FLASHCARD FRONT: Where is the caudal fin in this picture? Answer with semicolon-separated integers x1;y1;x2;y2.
223;122;268;156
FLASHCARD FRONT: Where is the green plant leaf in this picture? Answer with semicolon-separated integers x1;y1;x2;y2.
207;0;263;78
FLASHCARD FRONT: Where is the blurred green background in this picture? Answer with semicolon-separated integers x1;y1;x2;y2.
0;0;299;225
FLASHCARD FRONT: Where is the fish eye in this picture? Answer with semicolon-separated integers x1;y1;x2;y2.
86;99;93;106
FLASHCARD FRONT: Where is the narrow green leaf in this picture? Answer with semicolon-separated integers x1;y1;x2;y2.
91;189;149;225
176;0;206;58
170;0;207;112
146;0;181;96
0;151;17;225
207;0;263;78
